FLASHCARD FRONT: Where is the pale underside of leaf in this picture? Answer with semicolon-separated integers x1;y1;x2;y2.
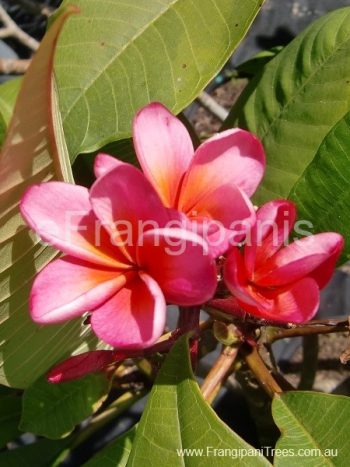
128;335;271;466
0;7;107;389
273;391;350;466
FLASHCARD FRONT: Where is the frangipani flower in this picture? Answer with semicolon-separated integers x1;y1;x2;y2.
95;102;266;254
224;200;343;323
20;164;217;349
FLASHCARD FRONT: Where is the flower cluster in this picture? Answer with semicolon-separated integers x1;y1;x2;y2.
20;103;343;381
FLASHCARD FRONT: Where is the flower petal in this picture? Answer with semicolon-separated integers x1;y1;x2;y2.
90;164;170;261
254;233;343;287
238;278;320;323
224;247;264;309
244;200;296;276
47;350;117;383
208;296;246;319
182;184;256;244
137;228;217;305
94;153;126;178
90;273;166;349
30;256;131;324
133;102;194;207
179;128;265;214
20;182;127;268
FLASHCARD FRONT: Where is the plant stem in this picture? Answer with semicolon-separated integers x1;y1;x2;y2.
0;58;30;74
265;320;349;344
178;306;201;331
242;344;282;397
201;344;239;403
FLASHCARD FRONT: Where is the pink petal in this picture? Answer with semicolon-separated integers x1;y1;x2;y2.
94;153;126;178
90;164;170;261
133;102;194;207
137;228;217;305
238;278;320;323
20;182;128;268
254;233;343;287
224;249;320;323
90;273;166;349
47;350;117;383
181;184;256;244
182;217;231;257
208;296;246;319
179;128;265;216
244;200;296;276
224;247;264;309
30;256;132;323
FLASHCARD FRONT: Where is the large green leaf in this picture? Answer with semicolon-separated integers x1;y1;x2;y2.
230;7;350;205
20;373;110;439
0;8;106;389
272;392;350;466
55;0;264;158
290;111;350;262
128;335;271;466
84;427;135;467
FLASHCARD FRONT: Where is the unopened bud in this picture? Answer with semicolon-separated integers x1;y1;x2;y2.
213;321;242;346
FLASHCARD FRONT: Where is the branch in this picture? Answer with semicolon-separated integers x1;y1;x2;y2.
0;57;30;74
241;344;282;397
265;319;349;344
196;91;229;121
0;5;39;51
201;344;239;403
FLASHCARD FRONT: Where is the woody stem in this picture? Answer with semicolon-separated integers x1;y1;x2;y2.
201;344;239;403
265;319;349;344
241;343;282;397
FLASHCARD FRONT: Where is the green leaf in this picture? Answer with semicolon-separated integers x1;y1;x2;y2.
0;7;106;389
0;78;22;147
20;374;109;439
230;7;350;205
0;438;70;467
128;335;271;466
0;395;22;448
55;0;264;159
272;391;350;466
289;111;350;262
84;427;135;467
236;46;283;77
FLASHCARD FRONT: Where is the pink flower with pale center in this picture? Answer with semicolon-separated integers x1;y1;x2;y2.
20;164;217;349
95;102;266;254
224;200;344;323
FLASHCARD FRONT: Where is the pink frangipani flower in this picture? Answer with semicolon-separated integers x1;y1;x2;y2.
223;200;344;323
20;164;217;349
95;102;266;254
